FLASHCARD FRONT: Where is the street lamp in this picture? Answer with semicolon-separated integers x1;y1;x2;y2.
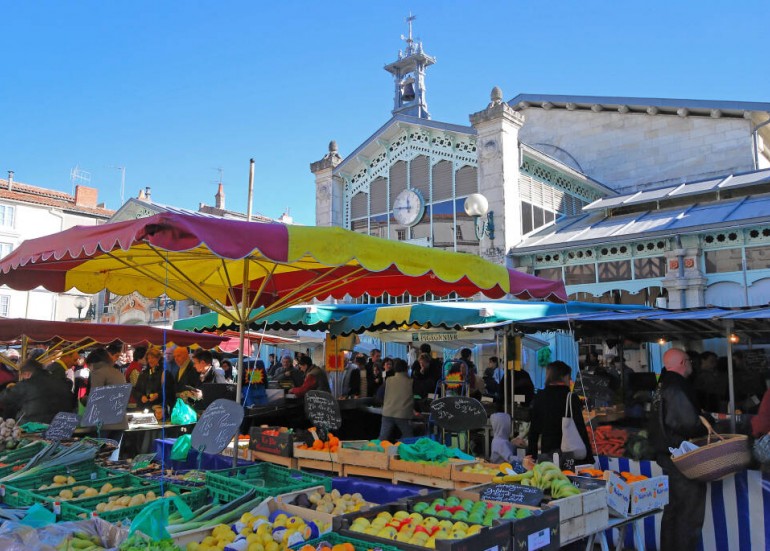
464;193;495;240
74;296;88;319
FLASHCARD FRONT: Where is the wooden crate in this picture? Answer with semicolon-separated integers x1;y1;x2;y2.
296;458;344;476
390;457;471;479
559;506;609;545
341;464;394;481
248;450;298;469
450;460;501;484
293;443;339;463
276;484;377;525
337;442;394;469
392;471;455;489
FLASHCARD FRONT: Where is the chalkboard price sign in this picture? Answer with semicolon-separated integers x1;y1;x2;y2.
429;396;487;432
480;483;545;507
191;398;244;454
81;384;132;427
304;391;342;431
45;412;80;441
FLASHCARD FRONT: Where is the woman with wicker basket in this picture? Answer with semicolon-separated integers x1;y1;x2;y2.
649;348;709;551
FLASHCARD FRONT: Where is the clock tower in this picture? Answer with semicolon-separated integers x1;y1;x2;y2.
384;14;435;120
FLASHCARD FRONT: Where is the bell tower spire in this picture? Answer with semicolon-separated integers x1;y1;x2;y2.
384;14;435;119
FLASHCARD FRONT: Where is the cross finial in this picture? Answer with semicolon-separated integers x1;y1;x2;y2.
401;13;416;53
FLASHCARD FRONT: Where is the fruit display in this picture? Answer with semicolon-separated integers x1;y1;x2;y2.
493;461;582;499
0;418;23;451
458;463;499;476
55;532;108;551
184;510;331;551
576;468;648;483
92;489;175;513
345;440;399;453
284;488;370;515
348;509;485;547
296;431;341;454
412;496;532;526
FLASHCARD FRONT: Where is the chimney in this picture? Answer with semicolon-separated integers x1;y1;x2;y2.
215;182;225;210
74;185;98;208
7;171;13;191
145;187;152;201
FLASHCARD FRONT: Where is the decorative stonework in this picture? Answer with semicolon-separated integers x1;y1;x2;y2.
310;141;343;173
469;100;524;127
521;158;603;203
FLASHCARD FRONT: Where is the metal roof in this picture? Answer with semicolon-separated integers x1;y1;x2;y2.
512;306;770;342
513;193;770;253
508;93;770;117
583;169;770;212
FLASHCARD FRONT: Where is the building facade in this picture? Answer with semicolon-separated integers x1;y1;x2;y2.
313;30;770;308
0;173;114;321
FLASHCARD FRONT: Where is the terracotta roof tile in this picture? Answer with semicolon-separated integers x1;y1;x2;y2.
0;179;114;218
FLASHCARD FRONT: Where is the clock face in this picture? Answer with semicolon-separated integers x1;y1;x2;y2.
393;189;425;227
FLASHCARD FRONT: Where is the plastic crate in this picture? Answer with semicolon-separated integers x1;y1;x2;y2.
205;463;331;503
60;483;207;523
4;472;152;508
0;441;49;477
290;532;402;551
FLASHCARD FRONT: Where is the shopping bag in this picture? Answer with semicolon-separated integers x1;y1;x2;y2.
170;434;192;460
128;495;192;539
753;433;770;464
170;397;198;425
561;392;587;460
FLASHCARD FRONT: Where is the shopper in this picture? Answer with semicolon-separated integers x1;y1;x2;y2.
649;348;708;551
275;354;304;388
133;347;174;410
527;361;592;462
378;359;414;441
0;358;74;423
412;352;440;398
489;412;526;464
86;347;129;438
289;355;330;398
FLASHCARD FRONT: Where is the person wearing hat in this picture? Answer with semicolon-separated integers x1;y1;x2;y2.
0;358;74;423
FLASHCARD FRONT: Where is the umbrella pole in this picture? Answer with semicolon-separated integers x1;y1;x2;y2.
725;323;736;433
233;159;255;467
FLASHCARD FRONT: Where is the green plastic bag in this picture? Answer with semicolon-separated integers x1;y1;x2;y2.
170;434;192;460
128;495;193;539
170;397;198;425
397;437;473;463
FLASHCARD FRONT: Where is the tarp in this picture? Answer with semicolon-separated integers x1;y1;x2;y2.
329;300;652;336
173;303;378;333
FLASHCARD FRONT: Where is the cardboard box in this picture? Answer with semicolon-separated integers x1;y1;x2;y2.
249;426;293;457
558;507;608;546
606;473;669;517
336;502;513;551
337;441;395;469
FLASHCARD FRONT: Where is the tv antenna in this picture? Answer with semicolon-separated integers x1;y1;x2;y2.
70;166;91;195
109;166;126;205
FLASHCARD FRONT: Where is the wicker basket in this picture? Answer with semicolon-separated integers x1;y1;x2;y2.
672;417;751;482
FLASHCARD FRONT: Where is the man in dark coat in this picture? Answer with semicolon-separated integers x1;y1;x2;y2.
0;359;74;423
649;348;708;551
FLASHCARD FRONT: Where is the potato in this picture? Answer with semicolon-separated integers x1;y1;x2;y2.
95;502;107;512
59;489;73;499
128;494;145;507
145;491;156;501
83;488;99;498
53;475;68;484
163;490;176;498
100;483;113;494
66;476;76;485
72;485;87;492
117;496;131;506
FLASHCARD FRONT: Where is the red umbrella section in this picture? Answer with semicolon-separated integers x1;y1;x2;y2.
0;318;227;348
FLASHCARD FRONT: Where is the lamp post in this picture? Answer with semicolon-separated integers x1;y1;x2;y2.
463;193;495;240
74;296;88;319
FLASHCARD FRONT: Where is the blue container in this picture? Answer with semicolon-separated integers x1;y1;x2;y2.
154;438;253;471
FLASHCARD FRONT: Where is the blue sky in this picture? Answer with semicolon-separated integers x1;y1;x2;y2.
2;1;768;225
